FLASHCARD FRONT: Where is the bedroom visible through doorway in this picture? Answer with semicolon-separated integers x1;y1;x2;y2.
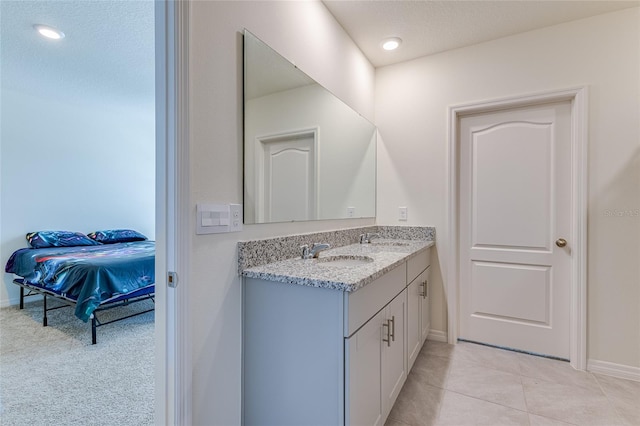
0;1;158;424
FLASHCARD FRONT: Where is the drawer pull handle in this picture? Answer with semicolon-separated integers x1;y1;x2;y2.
389;316;395;342
382;322;391;347
420;280;428;299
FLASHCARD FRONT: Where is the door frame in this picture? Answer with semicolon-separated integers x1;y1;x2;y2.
446;87;588;370
155;0;191;424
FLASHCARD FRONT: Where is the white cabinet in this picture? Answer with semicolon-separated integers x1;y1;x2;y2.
243;247;430;426
346;308;385;426
406;249;431;370
346;289;407;426
381;291;407;419
420;266;431;343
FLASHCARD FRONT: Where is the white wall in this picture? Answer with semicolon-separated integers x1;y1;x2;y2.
188;1;375;424
375;8;640;368
0;88;156;307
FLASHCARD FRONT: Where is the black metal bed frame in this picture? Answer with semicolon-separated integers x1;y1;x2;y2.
15;279;155;345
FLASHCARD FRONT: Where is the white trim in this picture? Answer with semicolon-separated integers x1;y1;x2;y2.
154;2;170;424
588;359;640;382
155;1;191;425
174;0;191;423
427;329;448;343
446;87;588;370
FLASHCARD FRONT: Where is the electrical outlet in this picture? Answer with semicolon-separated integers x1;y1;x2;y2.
399;206;408;221
347;207;355;218
229;204;243;232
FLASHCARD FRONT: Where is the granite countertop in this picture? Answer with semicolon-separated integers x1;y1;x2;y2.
241;239;434;292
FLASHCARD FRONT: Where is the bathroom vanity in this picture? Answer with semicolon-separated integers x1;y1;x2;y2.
241;233;433;426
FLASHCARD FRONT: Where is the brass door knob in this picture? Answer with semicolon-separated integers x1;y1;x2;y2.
556;238;567;248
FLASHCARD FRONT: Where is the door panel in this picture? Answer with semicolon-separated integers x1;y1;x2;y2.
459;102;571;359
258;133;317;222
407;277;422;370
472;122;552;250
381;292;406;420
346;309;384;426
420;267;430;343
471;261;550;325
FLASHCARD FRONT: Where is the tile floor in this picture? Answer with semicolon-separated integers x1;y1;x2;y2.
386;340;640;426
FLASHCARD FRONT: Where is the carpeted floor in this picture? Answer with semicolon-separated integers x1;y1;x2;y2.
0;298;154;426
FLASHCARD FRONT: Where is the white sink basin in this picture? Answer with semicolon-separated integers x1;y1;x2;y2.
317;255;374;267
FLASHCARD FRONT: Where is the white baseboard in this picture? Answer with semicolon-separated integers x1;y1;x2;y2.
1;297;20;309
427;329;448;343
1;294;42;309
588;359;640;382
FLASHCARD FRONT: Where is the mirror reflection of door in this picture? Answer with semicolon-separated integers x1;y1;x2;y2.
257;130;318;222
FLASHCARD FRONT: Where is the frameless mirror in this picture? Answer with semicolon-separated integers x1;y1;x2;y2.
243;30;376;224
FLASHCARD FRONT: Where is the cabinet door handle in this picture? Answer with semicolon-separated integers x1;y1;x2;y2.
382;322;391;347
425;280;429;299
389;316;395;342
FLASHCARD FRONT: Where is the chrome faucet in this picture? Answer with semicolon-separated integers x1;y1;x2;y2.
301;243;331;259
359;232;381;244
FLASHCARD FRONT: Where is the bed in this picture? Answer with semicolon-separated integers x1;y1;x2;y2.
5;231;155;344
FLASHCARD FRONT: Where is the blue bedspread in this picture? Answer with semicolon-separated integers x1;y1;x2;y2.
5;241;155;322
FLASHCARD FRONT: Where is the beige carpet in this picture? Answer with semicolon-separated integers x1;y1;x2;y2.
0;297;154;426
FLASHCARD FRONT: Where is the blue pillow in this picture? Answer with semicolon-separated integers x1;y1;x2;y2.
87;229;148;244
26;231;101;249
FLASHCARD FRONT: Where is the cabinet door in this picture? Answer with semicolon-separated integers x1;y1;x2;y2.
382;290;407;419
346;308;385;426
406;276;423;370
421;267;431;343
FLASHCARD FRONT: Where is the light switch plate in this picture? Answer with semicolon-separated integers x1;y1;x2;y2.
196;203;243;234
196;204;229;234
399;206;408;221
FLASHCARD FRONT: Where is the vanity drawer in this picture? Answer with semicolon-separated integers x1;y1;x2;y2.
344;264;406;337
407;248;430;284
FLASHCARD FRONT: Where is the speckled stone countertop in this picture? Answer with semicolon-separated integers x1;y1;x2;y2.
241;239;434;292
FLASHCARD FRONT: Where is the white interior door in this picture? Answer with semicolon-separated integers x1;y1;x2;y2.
258;133;317;222
459;101;572;359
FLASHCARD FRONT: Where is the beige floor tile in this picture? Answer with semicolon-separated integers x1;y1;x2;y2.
385;418;412;426
595;374;640;425
453;342;522;375
445;357;527;410
411;353;453;389
387;375;445;426
420;340;456;359
436;390;529;425
522;376;624;425
389;343;637;426
528;413;576;425
518;354;599;390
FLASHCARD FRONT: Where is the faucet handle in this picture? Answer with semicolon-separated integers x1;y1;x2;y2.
360;232;380;244
300;244;310;259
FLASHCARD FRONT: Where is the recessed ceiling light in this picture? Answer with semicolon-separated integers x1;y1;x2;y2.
381;37;402;51
33;24;65;40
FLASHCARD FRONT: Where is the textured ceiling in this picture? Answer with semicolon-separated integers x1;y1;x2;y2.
2;1;638;105
323;0;640;67
1;0;155;104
